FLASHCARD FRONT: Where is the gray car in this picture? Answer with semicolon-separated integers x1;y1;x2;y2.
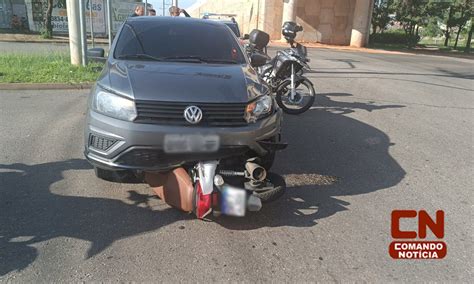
84;17;282;181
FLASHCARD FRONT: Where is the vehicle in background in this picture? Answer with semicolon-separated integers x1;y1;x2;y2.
245;22;316;115
202;13;241;38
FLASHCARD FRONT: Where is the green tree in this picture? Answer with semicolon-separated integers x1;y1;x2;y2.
393;0;426;47
443;5;455;46
43;0;54;38
453;0;472;48
371;0;394;34
465;19;473;53
393;0;450;48
423;18;442;37
442;0;472;47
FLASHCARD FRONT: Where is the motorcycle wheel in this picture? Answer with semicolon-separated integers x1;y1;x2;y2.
275;77;315;115
253;172;286;203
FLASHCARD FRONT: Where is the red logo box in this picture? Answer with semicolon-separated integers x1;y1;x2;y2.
390;210;446;259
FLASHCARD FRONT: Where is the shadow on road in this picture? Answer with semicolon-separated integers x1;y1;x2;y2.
0;93;405;275
0;160;191;276
216;93;406;229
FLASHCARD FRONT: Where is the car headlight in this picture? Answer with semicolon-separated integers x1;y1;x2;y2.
92;89;137;121
245;95;273;123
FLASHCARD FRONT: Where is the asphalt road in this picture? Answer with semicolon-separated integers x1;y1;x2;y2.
0;47;473;282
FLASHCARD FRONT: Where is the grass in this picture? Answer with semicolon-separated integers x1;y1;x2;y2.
0;54;103;84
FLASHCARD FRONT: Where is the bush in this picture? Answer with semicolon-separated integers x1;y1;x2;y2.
40;28;52;39
370;30;420;46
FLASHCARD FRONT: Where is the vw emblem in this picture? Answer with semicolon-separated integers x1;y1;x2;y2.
184;106;203;124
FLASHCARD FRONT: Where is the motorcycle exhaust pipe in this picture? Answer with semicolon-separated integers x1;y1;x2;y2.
245;161;267;182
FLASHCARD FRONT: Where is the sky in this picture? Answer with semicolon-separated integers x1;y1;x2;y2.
147;0;198;14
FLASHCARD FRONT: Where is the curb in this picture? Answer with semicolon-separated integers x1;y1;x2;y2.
0;83;93;90
0;38;69;44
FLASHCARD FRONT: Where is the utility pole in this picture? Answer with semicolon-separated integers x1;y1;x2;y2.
107;0;112;49
172;0;178;6
66;0;81;65
161;0;172;16
79;0;88;66
89;0;95;48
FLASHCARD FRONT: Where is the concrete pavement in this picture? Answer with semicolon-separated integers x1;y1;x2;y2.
0;48;472;282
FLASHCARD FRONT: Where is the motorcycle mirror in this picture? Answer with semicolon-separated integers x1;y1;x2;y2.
250;53;267;68
242;34;250;40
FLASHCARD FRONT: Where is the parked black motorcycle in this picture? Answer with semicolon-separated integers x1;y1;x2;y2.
246;22;316;115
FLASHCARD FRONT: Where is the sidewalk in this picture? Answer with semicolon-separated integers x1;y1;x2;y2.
271;40;473;59
0;33;108;44
270;40;412;55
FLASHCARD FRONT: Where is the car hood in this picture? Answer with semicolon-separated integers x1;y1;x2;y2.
97;61;266;103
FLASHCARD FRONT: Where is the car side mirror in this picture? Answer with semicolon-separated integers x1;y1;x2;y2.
242;34;250;40
87;48;106;63
87;48;105;57
250;53;267;68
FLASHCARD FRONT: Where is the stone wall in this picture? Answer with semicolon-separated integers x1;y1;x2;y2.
261;0;283;39
295;0;356;45
187;0;370;46
187;0;265;37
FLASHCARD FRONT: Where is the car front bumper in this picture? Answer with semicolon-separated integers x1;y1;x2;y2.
84;109;282;171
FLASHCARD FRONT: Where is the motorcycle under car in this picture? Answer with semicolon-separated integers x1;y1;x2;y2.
145;158;286;220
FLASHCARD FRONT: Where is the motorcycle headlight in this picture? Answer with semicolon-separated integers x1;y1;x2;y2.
245;95;273;123
92;89;137;121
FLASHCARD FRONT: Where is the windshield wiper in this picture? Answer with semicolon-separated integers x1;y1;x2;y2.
159;55;206;63
160;56;238;64
201;58;238;64
117;53;162;61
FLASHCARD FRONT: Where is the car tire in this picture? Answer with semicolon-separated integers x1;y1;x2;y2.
94;167;142;183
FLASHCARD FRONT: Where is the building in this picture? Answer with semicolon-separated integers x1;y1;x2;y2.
0;0;144;34
0;0;28;29
188;0;374;47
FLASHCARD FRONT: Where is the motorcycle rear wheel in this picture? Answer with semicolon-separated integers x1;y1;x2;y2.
275;77;315;115
253;172;286;203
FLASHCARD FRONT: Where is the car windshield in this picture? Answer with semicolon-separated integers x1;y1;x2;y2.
114;20;246;64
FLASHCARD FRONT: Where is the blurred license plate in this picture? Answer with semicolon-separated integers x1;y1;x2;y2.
221;185;246;217
164;134;220;153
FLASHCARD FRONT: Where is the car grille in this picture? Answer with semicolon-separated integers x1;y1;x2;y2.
89;135;117;151
134;100;248;127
